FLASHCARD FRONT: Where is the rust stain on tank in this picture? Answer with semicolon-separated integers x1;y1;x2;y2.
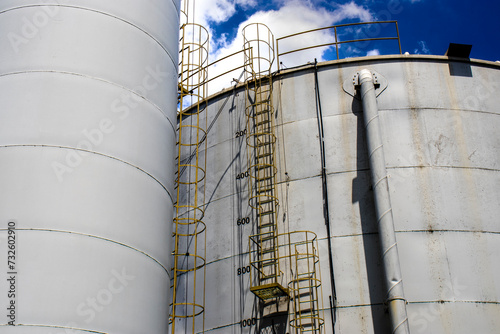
442;64;483;230
403;60;436;231
337;63;348;116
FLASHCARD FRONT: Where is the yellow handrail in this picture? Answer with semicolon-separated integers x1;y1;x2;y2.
276;21;402;68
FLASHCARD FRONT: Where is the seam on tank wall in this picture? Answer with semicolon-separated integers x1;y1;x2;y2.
201;174;321;208
203;322;237;332
325;168;371;176
194;235;354;270
327;231;500;238
0;4;178;66
379;107;500;116
274;168;371;185
203;118;305;152
409;300;500;305
183;234;383;279
279;112;364;127
0;144;174;205
187;137;242;164
204;136;239;153
173;250;250;278
311;54;500;70
0;228;170;277
386;165;500;173
394;229;500;235
203;170;372;207
202;304;383;332
192;106;500;149
0;71;177;135
0;323;106;333
321;233;379;239
171;0;180;13
314;231;500;244
334;303;385;309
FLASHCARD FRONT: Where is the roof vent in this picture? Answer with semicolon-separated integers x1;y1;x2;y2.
445;43;472;58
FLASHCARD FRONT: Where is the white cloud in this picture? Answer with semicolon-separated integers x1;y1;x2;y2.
366;49;380;56
235;0;258;8
333;1;373;22
203;1;374;94
413;40;430;54
182;0;258;27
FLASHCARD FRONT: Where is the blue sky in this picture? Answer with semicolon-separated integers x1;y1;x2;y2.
185;0;500;93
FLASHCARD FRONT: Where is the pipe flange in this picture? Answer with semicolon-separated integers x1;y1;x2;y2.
343;70;388;99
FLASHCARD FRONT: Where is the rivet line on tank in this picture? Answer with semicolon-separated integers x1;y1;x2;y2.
6;228;170;276
0;5;177;65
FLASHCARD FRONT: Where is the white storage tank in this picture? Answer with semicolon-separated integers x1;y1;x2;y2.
0;1;179;333
195;54;500;333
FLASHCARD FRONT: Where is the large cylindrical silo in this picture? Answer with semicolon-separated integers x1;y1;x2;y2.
194;54;500;333
0;1;179;333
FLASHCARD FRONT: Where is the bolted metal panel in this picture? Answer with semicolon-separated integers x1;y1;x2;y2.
0;1;180;333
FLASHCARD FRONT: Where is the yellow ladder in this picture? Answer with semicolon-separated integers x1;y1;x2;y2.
243;23;288;300
171;5;209;332
289;241;324;333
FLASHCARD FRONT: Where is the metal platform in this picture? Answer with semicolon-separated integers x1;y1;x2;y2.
250;282;289;300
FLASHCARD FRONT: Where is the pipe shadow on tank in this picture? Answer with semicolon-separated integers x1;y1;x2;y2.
351;96;392;333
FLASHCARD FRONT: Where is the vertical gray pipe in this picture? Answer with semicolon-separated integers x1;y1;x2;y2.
358;69;410;334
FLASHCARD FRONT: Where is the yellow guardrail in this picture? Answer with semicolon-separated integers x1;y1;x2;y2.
276;21;402;68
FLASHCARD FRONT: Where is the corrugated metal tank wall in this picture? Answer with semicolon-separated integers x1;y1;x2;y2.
199;55;500;333
0;1;179;333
